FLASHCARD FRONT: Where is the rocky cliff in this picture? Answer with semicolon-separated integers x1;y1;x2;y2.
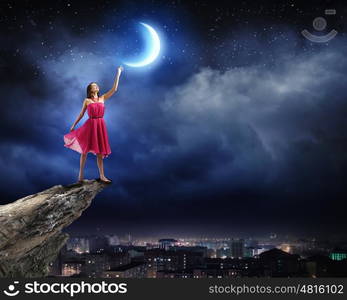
0;179;110;278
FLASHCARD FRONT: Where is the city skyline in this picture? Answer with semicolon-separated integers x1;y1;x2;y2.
49;230;347;278
64;228;347;244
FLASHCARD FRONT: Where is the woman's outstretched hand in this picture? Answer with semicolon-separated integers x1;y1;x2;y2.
117;65;124;75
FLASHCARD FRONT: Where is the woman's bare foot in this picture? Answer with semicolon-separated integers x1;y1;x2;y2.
100;175;112;183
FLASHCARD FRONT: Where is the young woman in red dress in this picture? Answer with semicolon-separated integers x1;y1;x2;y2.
64;66;123;183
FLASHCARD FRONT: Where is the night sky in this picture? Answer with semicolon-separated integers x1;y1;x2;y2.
1;0;347;238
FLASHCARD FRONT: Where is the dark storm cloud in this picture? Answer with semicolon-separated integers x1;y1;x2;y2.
124;41;347;202
157;44;347;215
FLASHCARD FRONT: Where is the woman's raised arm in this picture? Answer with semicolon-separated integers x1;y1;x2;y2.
101;66;123;101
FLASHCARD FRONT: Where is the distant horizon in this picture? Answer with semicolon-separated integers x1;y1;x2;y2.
64;226;347;242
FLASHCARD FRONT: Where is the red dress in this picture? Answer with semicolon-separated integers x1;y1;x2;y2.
64;98;111;158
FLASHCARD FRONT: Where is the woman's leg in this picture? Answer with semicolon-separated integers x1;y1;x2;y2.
97;154;111;182
78;153;88;181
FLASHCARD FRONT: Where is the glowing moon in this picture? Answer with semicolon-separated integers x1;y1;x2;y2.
124;22;161;67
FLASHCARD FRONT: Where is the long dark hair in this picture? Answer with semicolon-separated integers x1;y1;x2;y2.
86;82;100;98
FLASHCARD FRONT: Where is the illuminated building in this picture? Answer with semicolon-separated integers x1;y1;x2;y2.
61;260;84;276
230;238;245;258
259;248;300;277
329;249;347;261
103;262;146;278
145;249;204;278
158;238;178;250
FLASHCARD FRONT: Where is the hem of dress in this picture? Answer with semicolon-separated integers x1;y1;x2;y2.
64;145;111;159
64;136;111;159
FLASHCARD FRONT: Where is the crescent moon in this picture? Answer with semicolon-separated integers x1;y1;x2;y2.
124;22;161;67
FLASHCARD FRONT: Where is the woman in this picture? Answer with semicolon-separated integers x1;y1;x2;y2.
64;66;123;184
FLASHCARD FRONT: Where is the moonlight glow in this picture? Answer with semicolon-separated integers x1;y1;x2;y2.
124;22;161;67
